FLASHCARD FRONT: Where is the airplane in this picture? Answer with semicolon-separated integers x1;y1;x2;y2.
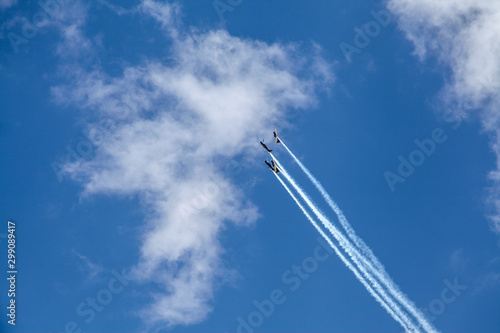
271;159;279;173
260;139;272;152
265;159;279;173
273;128;281;144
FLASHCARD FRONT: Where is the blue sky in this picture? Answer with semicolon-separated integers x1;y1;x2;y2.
1;0;500;332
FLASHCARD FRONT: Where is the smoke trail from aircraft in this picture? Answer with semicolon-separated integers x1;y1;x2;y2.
280;140;384;269
278;140;437;333
272;172;411;331
272;156;418;332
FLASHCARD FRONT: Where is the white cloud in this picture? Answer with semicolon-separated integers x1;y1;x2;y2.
49;1;93;57
139;0;180;36
449;248;468;273
53;0;331;327
0;0;16;10
72;250;103;280
472;271;500;295
0;0;92;55
388;0;500;235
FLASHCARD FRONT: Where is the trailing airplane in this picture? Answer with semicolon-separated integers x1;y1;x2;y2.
273;129;280;144
271;159;279;173
265;159;279;173
260;139;272;152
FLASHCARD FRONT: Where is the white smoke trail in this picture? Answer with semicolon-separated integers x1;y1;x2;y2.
272;172;412;332
280;140;385;271
272;156;418;332
278;140;437;333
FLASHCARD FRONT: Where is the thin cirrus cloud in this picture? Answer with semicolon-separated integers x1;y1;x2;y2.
0;0;16;10
52;0;332;327
388;0;500;235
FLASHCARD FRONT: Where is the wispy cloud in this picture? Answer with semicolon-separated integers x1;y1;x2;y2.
388;0;500;235
0;0;92;55
139;0;180;37
472;271;500;295
47;1;93;58
52;0;331;328
448;248;468;273
0;0;16;11
72;250;104;280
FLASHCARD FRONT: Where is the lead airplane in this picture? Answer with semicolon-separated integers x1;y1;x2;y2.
273;128;281;144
